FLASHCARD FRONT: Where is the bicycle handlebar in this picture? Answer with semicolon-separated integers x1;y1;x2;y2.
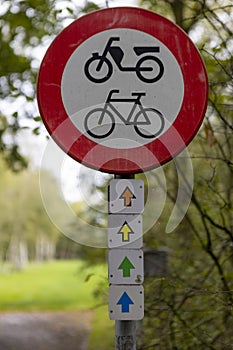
131;92;146;97
107;37;120;45
107;90;146;101
107;89;120;100
109;89;120;95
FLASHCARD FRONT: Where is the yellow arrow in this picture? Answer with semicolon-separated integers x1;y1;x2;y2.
120;186;136;207
118;221;134;242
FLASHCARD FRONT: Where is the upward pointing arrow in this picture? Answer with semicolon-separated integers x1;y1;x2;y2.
117;292;134;313
120;187;136;207
118;257;135;277
118;221;134;242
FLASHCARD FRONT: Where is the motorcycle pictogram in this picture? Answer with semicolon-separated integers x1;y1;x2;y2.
84;37;164;84
84;89;165;139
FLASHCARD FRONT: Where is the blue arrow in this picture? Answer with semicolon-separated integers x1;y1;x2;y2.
117;292;134;313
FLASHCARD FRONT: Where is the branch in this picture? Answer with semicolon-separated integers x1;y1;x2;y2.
192;192;233;241
189;155;233;167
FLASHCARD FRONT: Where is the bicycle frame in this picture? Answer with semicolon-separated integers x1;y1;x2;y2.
84;89;165;139
99;90;150;126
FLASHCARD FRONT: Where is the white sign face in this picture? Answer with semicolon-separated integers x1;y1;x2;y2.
61;28;184;148
109;179;144;214
109;285;144;320
108;249;144;284
108;214;143;248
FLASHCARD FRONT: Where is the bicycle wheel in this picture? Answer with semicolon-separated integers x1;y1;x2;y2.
84;55;113;83
134;108;165;138
84;108;115;139
136;55;164;83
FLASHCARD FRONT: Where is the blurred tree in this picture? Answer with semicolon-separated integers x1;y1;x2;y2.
138;0;233;349
1;1;232;346
0;0;56;170
0;0;96;171
0;159;65;270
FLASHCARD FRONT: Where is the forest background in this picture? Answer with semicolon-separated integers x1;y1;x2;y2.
0;0;232;349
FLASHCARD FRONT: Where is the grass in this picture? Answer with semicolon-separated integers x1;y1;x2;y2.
88;305;115;350
0;260;107;311
0;259;115;349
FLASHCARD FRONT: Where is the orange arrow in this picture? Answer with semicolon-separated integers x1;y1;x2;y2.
120;187;136;207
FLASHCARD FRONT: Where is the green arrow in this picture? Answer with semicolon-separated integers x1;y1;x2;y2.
118;257;135;277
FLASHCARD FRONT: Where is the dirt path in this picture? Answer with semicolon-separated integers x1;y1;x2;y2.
0;311;93;350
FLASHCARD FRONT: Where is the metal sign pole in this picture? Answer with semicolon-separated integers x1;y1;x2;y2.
106;3;139;348
115;320;136;350
113;174;136;350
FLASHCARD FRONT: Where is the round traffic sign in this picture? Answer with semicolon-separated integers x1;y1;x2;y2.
37;7;208;174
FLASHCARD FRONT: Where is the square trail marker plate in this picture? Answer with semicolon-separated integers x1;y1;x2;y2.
109;285;144;320
108;214;143;248
108;249;144;284
109;179;144;214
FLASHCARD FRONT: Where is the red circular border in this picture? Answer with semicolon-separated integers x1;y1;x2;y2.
37;7;208;174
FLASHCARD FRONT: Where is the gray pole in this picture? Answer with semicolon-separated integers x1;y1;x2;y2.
114;174;137;350
115;320;137;350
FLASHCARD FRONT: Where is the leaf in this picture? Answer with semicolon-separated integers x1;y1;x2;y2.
84;273;94;282
26;96;34;102
33;116;41;122
12;112;18;119
32;127;40;135
66;7;74;15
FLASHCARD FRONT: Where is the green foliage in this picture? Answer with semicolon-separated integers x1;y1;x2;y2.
88;306;114;350
0;159;65;268
0;1;232;348
0;260;107;311
82;2;100;13
138;0;233;348
0;0;100;170
0;0;54;169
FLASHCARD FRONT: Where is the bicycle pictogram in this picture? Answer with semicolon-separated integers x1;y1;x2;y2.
84;89;165;139
84;37;164;84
